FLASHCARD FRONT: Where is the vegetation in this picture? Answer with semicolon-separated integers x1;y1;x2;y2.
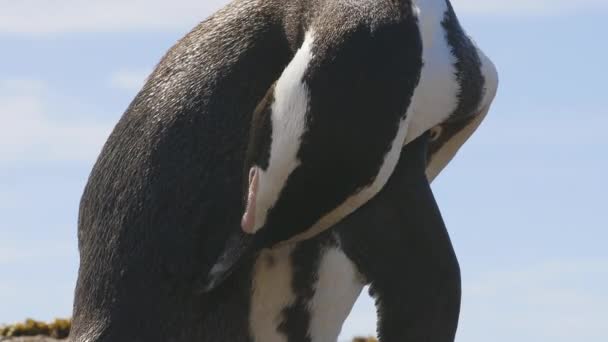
1;318;377;341
0;319;70;339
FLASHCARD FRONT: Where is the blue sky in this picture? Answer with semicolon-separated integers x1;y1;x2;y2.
1;1;607;341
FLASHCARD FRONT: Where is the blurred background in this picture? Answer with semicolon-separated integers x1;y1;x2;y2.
1;0;607;341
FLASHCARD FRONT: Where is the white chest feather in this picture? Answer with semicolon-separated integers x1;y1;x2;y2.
406;0;460;144
250;245;296;342
308;247;365;342
249;244;364;342
253;31;316;233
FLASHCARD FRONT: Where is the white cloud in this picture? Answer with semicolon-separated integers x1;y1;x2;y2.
0;79;114;164
109;69;150;92
1;0;606;35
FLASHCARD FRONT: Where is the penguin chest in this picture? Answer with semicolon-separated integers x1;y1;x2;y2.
249;240;364;342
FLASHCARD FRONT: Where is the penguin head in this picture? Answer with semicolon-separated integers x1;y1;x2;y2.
203;24;424;290
240;79;408;250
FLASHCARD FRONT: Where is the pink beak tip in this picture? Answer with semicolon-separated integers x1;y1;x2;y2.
241;167;259;234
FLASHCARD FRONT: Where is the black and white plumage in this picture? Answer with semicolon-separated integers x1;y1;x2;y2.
71;0;497;342
210;0;497;292
237;1;499;341
241;14;421;241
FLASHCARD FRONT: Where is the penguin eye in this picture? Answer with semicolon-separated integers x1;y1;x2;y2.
430;126;442;141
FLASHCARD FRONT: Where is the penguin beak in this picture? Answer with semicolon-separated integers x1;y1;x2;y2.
241;167;260;234
197;229;257;293
198;167;268;293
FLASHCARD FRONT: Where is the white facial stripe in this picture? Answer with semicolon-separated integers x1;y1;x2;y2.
250;245;296;342
405;0;460;145
253;30;316;232
308;246;365;342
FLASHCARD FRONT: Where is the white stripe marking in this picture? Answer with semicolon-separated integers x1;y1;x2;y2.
250;245;296;342
309;246;365;342
252;30;316;232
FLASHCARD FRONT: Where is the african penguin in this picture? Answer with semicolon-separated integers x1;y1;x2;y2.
72;0;497;341
238;4;422;246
